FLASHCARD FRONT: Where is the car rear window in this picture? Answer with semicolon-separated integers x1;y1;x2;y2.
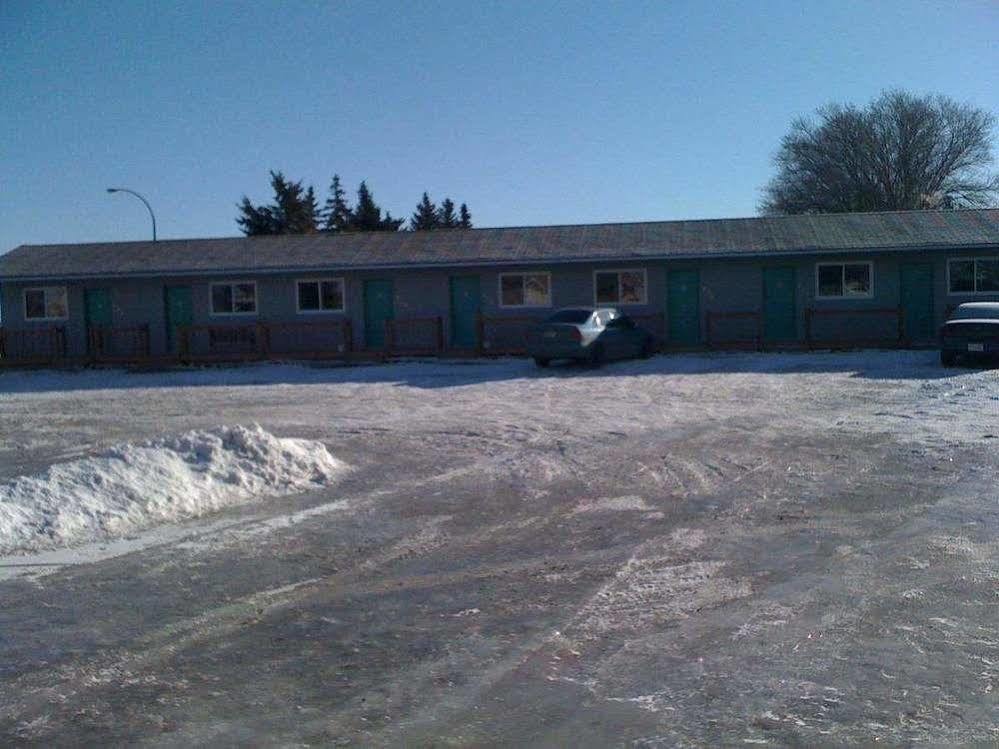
953;305;999;320
546;309;592;324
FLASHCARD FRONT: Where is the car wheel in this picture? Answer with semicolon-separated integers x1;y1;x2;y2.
640;338;655;359
534;357;550;368
587;343;604;367
940;350;957;367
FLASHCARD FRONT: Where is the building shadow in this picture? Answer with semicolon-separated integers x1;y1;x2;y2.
0;349;985;396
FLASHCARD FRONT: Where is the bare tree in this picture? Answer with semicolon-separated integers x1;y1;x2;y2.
761;90;998;214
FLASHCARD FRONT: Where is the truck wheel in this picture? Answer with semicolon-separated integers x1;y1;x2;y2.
640;338;655;359
940;350;957;367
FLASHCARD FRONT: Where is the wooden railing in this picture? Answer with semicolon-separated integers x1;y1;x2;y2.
385;317;444;355
705;311;762;350
88;325;151;362
476;313;548;355
804;307;905;349
0;326;67;365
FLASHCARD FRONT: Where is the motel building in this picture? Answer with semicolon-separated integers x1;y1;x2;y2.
1;209;997;366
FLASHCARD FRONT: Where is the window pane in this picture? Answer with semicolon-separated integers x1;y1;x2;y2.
949;260;975;293
45;287;68;318
619;272;645;303
843;264;871;296
524;274;549;306
976;258;999;292
212;285;233;314
25;289;46;319
321;280;344;310
596;272;618;303
501;275;524;306
818;265;843;296
298;281;319;310
234;283;256;313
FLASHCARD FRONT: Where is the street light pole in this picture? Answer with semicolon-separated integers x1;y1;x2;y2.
106;187;157;241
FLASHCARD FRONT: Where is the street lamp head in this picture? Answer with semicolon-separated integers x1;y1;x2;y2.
106;188;118;193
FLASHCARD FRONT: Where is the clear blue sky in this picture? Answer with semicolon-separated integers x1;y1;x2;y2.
2;0;996;252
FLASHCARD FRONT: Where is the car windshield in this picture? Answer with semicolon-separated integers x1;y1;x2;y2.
546;309;592;324
953;305;999;320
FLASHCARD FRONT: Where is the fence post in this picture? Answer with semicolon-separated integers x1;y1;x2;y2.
55;327;67;361
756;313;763;351
385;320;394;357
141;324;151;358
705;312;713;349
0;327;5;362
257;323;270;360
179;326;191;362
435;316;444;354
343;319;353;355
475;312;485;356
804;308;813;350
896;306;906;346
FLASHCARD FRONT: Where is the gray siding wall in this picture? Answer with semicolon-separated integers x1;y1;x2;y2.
2;248;997;359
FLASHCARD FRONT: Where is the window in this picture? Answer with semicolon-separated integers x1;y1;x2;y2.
499;272;551;308
297;278;345;313
815;262;873;299
594;269;647;305
23;286;68;320
949;258;999;295
210;282;257;315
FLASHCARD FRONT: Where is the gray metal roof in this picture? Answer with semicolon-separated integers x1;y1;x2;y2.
2;209;998;281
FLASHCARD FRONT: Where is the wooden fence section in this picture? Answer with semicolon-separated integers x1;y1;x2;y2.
705;311;762;350
178;320;354;362
386;317;444;355
477;314;547;354
804;307;905;349
0;326;67;366
88;325;150;362
266;320;353;359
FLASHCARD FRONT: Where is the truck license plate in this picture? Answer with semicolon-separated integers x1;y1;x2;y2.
968;343;984;352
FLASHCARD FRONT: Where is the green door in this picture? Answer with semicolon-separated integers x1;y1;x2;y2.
363;279;394;349
164;286;193;352
449;276;481;348
763;267;797;343
667;270;700;345
900;263;934;343
84;289;112;327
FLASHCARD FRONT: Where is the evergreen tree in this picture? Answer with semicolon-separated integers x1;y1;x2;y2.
410;192;439;230
349;181;404;232
321;174;352;232
236;171;319;235
438;198;458;228
236;196;275;235
350;181;382;230
459;203;472;229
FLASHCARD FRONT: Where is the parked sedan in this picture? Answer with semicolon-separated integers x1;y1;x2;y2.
526;307;655;367
939;302;999;367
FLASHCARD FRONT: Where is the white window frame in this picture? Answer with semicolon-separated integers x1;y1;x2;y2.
296;277;346;314
947;257;999;296
498;272;552;309
814;261;874;300
23;286;69;321
209;281;258;316
593;268;648;306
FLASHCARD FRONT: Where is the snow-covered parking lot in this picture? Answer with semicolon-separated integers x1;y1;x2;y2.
0;351;997;745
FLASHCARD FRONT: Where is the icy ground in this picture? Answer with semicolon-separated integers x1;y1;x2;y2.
0;351;997;746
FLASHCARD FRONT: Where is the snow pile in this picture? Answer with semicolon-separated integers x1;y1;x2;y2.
0;425;347;554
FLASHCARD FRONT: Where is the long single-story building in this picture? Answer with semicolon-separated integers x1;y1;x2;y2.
1;209;997;365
